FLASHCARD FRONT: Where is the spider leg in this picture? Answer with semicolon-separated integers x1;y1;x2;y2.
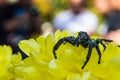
97;39;112;51
95;45;101;64
82;44;93;69
100;41;106;52
118;45;120;47
53;38;64;59
76;43;80;47
64;37;76;46
101;39;113;42
53;37;76;59
101;39;112;51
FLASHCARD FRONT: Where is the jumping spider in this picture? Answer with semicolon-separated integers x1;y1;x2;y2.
53;31;112;69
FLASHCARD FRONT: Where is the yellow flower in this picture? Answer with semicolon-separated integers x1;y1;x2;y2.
0;45;14;80
33;0;52;14
17;30;120;80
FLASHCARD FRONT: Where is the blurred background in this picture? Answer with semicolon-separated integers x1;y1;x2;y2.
0;0;120;55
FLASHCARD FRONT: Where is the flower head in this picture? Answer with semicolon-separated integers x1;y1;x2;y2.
0;45;14;80
17;30;120;80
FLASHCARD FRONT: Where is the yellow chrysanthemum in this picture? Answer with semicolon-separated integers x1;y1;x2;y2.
17;30;120;80
0;45;14;80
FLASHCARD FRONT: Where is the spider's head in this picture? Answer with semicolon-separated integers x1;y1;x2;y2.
76;31;90;43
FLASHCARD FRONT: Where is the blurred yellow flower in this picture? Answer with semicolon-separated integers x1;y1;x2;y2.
17;30;120;80
33;0;52;14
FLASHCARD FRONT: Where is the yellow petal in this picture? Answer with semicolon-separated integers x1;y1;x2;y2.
102;42;120;62
67;73;82;80
55;30;74;41
19;39;40;56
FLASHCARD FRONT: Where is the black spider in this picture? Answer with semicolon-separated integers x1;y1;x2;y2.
53;31;112;69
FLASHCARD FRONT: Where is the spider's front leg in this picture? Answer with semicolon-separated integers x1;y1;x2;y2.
53;37;76;59
82;44;93;69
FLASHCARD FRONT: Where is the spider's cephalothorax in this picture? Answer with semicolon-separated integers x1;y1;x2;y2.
53;31;112;69
75;31;91;47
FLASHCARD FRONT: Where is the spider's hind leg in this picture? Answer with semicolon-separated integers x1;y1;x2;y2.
101;39;112;51
100;41;106;52
97;39;112;51
101;39;113;42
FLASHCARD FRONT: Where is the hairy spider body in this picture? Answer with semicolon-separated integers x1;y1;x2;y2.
53;31;112;69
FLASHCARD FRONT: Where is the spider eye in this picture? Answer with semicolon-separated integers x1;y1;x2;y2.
79;33;82;36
